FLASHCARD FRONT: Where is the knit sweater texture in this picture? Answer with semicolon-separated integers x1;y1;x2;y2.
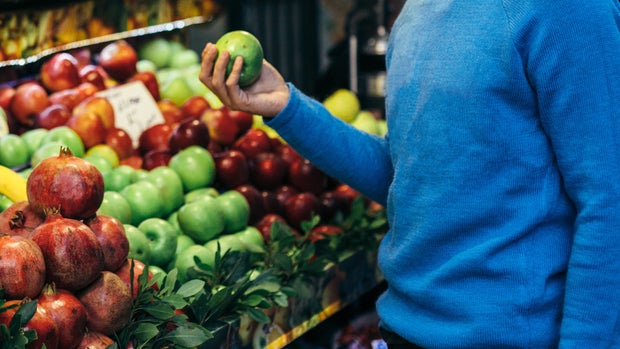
266;1;620;347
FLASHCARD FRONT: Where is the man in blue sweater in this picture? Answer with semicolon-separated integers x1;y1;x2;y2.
200;1;620;347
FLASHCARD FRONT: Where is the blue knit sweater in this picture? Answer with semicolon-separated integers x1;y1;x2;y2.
266;1;620;347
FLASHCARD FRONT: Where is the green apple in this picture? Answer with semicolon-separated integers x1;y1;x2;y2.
138;38;172;69
169;145;216;192
97;191;132;224
124;224;151;264
184;187;219;204
136;59;157;72
18;168;32;179
377;119;388;137
144;166;185;217
30;141;65;168
0;194;13;212
121;180;164;226
174;244;214;282
0;134;29;168
322;89;360;124
234;226;265;252
177;196;225;243
20;128;48;157
215;190;250;234
204;234;246;260
131;168;149;183
83;154;113;174
167;211;182;235
169;49;199;69
40;126;85;157
166;233;196;271
215;30;264;87
103;165;135;192
148;265;167;280
138;218;178;268
160;75;194;106
351;110;380;135
85;144;120;168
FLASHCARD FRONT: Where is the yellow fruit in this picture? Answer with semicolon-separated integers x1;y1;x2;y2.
351;110;380;135
322;89;360;123
0;165;28;203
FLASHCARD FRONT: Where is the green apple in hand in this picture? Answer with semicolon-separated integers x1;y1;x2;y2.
138;218;178;267
124;224;151;264
215;30;264;87
177;196;224;243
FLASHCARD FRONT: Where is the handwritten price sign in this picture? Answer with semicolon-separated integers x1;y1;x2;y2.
96;81;165;148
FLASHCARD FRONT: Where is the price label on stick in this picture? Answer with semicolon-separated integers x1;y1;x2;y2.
96;81;165;148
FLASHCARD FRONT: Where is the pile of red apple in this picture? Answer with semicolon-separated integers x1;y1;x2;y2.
0;147;153;349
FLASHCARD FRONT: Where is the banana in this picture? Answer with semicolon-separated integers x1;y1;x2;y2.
0;165;28;203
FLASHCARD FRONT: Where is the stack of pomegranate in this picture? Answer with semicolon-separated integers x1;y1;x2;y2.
0;146;146;349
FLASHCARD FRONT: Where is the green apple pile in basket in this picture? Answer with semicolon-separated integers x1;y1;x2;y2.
0;32;387;349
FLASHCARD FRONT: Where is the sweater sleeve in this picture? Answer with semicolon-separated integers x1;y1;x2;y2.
508;1;620;346
265;84;393;205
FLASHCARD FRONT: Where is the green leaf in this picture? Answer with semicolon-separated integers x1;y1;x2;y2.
165;324;213;346
142;303;175;320
245;307;271;324
133;322;160;342
241;294;266;307
176;279;206;298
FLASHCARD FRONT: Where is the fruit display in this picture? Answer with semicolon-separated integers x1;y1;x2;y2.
0;34;388;348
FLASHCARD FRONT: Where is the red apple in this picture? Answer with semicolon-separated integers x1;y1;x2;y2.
120;154;143;170
128;71;160;101
232;128;273;160
40;52;81;92
203;108;239;146
98;40;138;82
35;104;72;130
66;111;107;148
10;82;49;126
157;99;185;125
333;183;362;206
182;95;210;120
48;88;85;111
308;224;344;242
105;127;134;160
227;109;254;136
76;82;101;99
274;185;299;214
142;149;172;170
70;48;92;69
288;158;329;195
79;64;107;91
168;118;210;154
284;192;321;229
138;123;173;155
235;184;264;224
214;149;249;189
254;213;289;243
275;143;302;166
319;190;350;221
0;85;15;110
249;152;288;190
261;190;281;215
73;96;115;130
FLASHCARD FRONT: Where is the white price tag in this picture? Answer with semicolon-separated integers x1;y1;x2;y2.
96;81;165;148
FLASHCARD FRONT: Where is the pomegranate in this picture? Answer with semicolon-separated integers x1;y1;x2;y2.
114;258;154;299
0;299;60;349
0;234;46;299
31;211;105;291
26;147;104;220
86;214;130;272
0;200;44;238
76;330;115;349
37;283;87;349
77;271;133;336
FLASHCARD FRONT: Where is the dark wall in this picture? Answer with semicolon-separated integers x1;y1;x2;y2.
223;0;321;97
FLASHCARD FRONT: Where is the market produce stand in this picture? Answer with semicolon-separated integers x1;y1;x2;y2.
0;2;388;348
